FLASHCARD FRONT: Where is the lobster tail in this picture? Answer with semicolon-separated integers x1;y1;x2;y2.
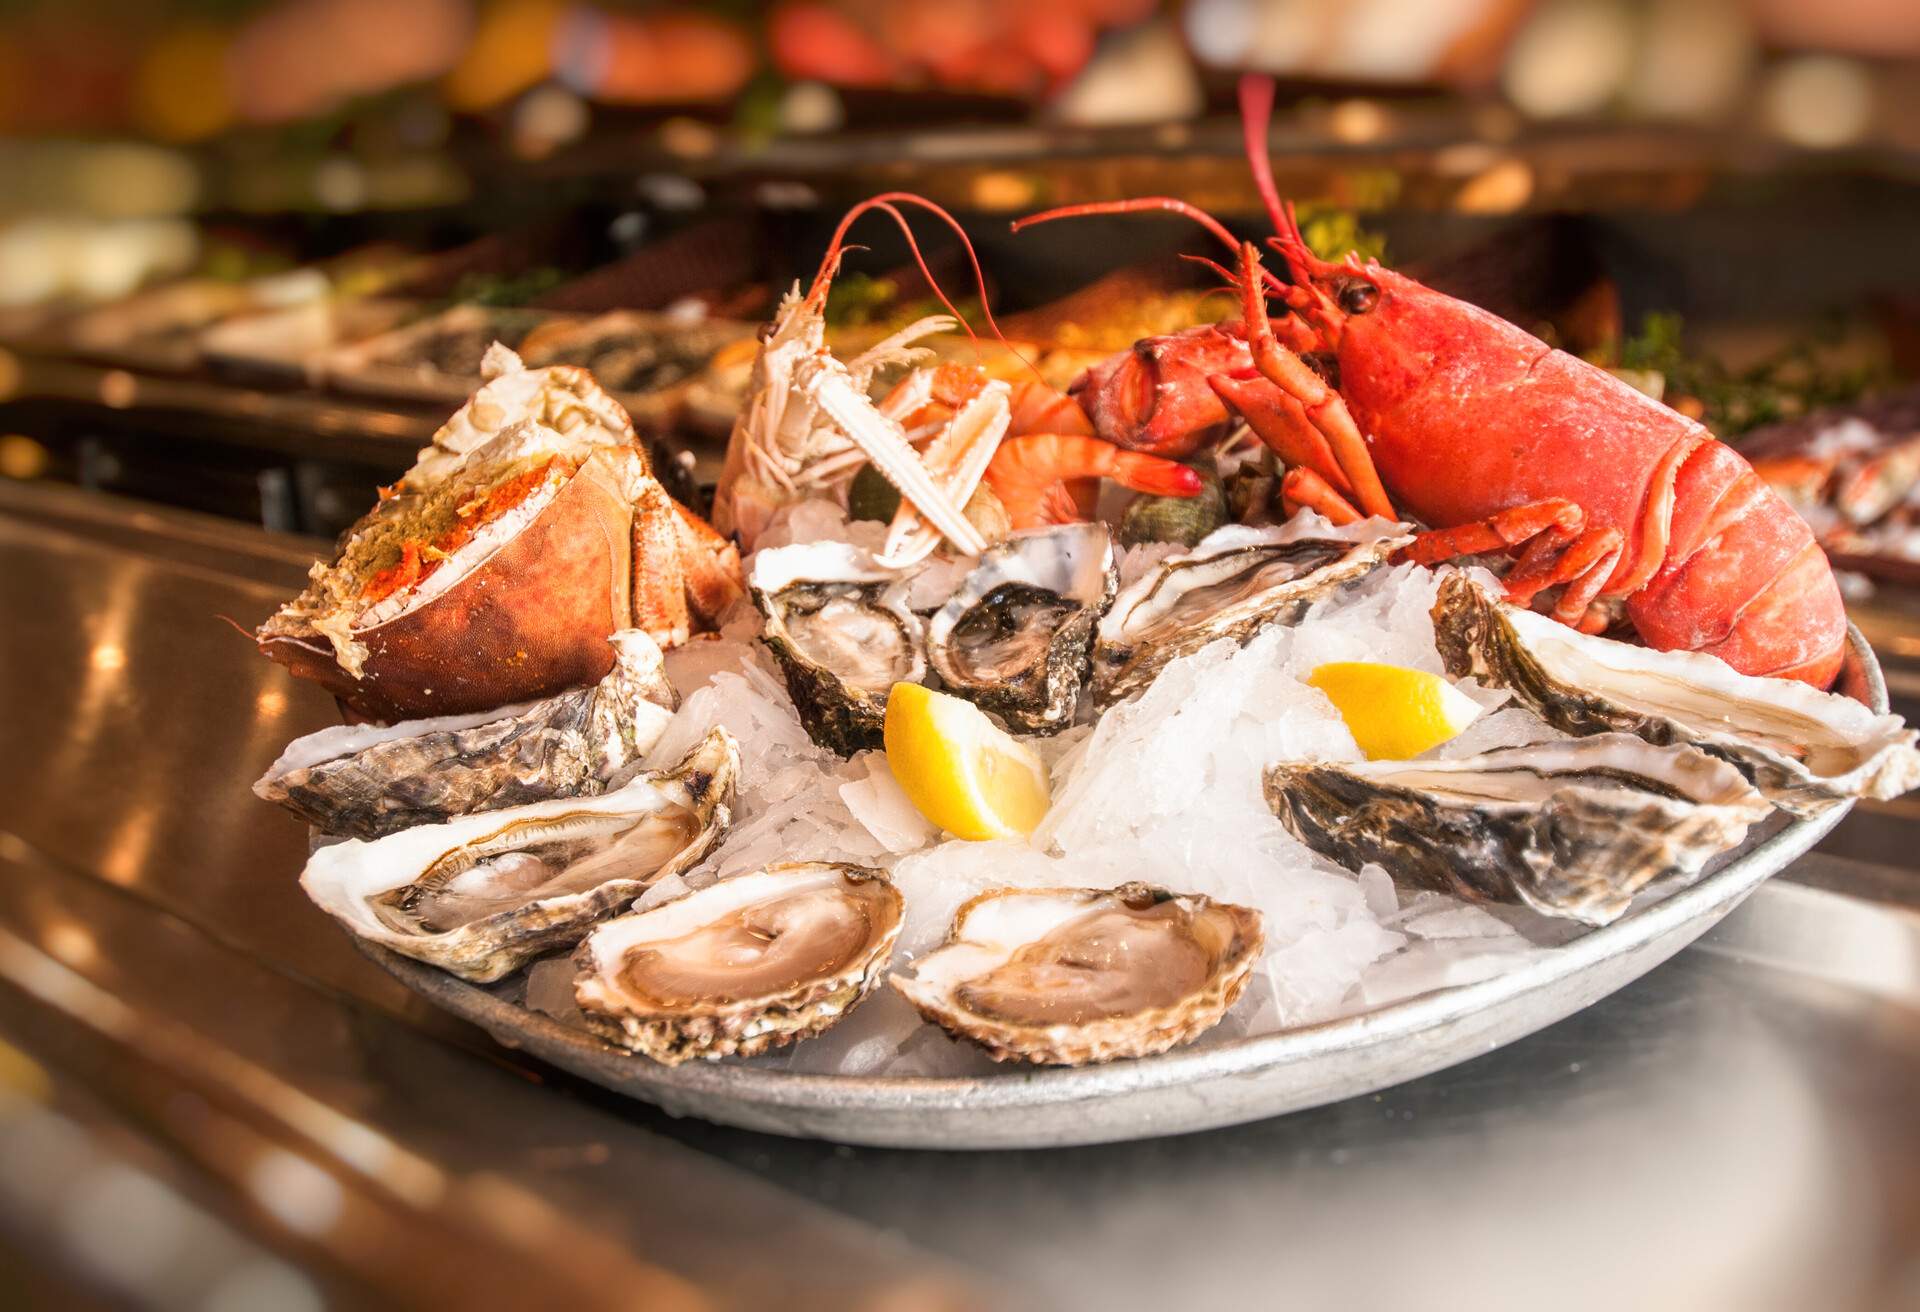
1626;440;1847;686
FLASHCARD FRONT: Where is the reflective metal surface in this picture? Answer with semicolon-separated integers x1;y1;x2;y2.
1;480;1917;1309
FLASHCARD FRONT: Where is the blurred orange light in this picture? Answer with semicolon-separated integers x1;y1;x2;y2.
132;22;235;143
0;435;47;481
561;9;754;106
444;0;565;112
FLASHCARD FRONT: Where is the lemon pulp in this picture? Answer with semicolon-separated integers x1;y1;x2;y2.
883;682;1051;840
1305;661;1483;761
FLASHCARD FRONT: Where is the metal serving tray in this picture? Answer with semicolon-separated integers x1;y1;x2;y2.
360;630;1888;1150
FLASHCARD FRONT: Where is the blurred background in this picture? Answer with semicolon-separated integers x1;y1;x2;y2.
0;0;1917;546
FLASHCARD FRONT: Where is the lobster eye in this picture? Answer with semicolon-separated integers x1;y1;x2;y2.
1338;280;1379;316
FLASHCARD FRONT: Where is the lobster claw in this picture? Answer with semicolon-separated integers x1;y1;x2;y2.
1070;324;1254;459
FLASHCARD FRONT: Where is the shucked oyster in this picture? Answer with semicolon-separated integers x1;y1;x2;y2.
1265;735;1772;925
1093;515;1409;705
574;863;902;1065
300;728;737;982
925;523;1116;734
751;542;924;755
892;883;1264;1066
256;630;677;840
1431;572;1920;816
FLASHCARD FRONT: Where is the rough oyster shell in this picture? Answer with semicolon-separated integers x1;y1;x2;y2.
300;727;737;982
891;882;1264;1066
750;542;925;755
1093;515;1410;705
1265;734;1772;925
925;523;1116;734
1431;572;1920;816
574;862;902;1065
256;631;677;840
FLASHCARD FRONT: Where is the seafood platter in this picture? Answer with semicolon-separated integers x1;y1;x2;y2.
252;80;1920;1146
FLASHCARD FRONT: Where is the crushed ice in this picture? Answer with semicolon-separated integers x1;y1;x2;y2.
578;554;1591;1075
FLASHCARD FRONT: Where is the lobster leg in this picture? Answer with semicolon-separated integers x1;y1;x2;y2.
1533;527;1625;627
1281;467;1361;526
1235;243;1396;520
1209;373;1356;498
1398;499;1584;567
1401;499;1625;627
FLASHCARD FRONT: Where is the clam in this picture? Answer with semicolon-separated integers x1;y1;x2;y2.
1093;515;1410;705
1431;572;1920;815
924;523;1116;734
892;883;1264;1066
750;542;925;754
300;728;736;982
1265;734;1772;925
574;863;903;1065
256;630;677;840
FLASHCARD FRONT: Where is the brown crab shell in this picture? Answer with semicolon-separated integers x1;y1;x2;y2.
260;448;635;723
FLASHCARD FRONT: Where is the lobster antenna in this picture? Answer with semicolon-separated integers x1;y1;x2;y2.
1237;75;1337;287
1013;198;1288;295
1238;75;1291;241
1180;251;1312;316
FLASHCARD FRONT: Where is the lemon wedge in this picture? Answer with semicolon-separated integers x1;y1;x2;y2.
883;682;1051;840
1306;661;1484;761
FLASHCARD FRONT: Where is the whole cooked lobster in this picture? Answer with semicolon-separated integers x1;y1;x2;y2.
1019;77;1847;687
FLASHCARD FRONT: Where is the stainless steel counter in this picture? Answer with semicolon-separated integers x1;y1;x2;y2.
1;479;1916;1312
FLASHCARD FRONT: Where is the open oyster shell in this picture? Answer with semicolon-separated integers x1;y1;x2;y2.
256;630;677;840
892;883;1264;1066
925;523;1116;734
1431;572;1920;816
573;862;903;1065
300;727;737;983
1265;734;1773;925
750;542;925;755
1093;515;1410;705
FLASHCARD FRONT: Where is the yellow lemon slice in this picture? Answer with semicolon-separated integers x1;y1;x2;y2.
1306;661;1484;761
883;682;1051;841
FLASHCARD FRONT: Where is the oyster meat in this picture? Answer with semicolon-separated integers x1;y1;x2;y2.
1265;734;1773;925
1093;515;1409;705
256;630;677;840
892;883;1264;1066
1432;572;1920;815
574;862;903;1065
300;728;737;982
751;542;925;754
925;523;1116;734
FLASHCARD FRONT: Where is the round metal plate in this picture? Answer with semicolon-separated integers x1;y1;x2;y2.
358;629;1888;1149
